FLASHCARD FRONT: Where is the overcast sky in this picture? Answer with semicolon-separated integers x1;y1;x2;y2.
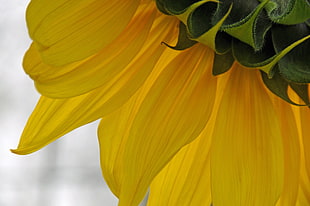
0;1;117;205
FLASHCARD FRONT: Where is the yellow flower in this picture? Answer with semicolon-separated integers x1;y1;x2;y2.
13;0;310;205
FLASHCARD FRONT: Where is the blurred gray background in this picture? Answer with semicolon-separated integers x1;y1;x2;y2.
0;1;118;205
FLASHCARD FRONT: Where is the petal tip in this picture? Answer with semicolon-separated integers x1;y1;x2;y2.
10;145;42;155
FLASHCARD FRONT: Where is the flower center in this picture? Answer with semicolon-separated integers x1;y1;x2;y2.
156;0;310;106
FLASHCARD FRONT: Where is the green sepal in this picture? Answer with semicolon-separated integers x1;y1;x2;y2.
156;0;212;16
261;68;308;106
289;82;310;105
214;31;232;54
176;0;218;23
213;0;272;50
272;23;310;83
162;21;197;50
187;2;218;38
233;26;310;77
163;0;201;15
156;0;172;15
212;0;259;25
263;0;310;25
232;35;277;75
212;50;234;75
189;3;232;53
306;19;310;27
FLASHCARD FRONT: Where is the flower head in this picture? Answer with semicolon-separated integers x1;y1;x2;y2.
13;0;310;205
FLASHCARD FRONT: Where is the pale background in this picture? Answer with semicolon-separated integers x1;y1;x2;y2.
0;1;118;205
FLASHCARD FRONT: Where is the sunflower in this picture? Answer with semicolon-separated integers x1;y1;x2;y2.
13;0;310;205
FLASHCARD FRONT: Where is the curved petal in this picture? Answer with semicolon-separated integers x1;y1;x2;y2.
210;66;284;206
147;116;215;206
300;103;310;182
120;46;216;206
24;6;175;98
27;0;140;66
297;149;310;206
272;99;300;206
146;67;234;206
286;88;310;206
98;45;217;206
97;47;181;198
12;17;178;155
298;103;310;205
297;186;310;206
98;97;142;197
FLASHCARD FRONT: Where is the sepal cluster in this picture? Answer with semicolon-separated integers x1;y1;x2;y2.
157;0;310;105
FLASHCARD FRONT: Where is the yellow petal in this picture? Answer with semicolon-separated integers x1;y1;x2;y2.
98;98;139;198
120;46;216;206
27;0;140;66
300;104;310;182
297;189;310;206
297;150;310;206
272;99;300;206
24;6;176;98
98;45;217;206
97;46;180;198
12;26;179;155
147;116;215;206
210;66;284;206
288;88;310;206
297;104;310;205
146;68;231;205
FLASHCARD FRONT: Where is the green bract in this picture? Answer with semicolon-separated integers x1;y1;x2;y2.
157;0;310;105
